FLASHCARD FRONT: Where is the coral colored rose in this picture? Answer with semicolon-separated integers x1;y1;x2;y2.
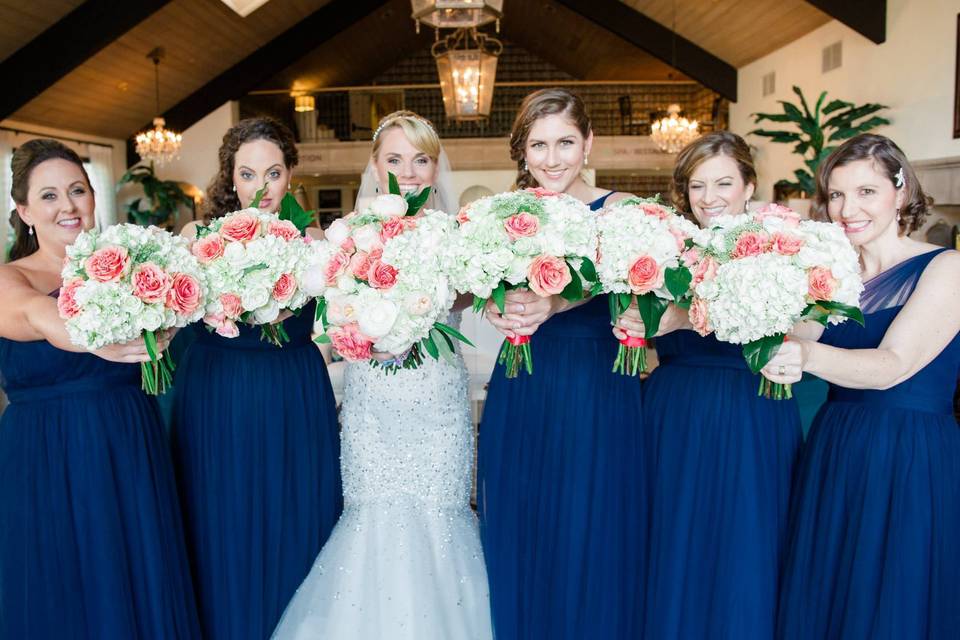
627;255;665;295
191;232;224;263
84;246;130;283
349;251;373;280
220;293;243;319
325;250;352;286
268;219;300;241
754;202;801;227
367;260;399;290
639;203;670;220
165;273;202;315
340;238;356;253
503;212;540;240
681;247;701;267
527;187;559;198
456;207;470;224
731;231;769;259
771;232;804;256
689;297;711;336
220;213;261;243
692;255;719;285
272;273;297;303
807;266;838;301
380;217;407;242
216;319;239;338
527;255;572;297
330;323;373;361
57;278;84;319
131;262;172;303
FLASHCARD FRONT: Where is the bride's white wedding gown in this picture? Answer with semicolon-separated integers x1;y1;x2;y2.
272;327;493;639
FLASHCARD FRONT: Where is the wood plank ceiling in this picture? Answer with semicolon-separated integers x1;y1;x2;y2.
0;0;85;62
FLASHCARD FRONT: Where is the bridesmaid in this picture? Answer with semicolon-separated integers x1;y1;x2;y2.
767;134;960;639
172;117;342;640
616;131;802;639
478;88;645;639
0;139;200;638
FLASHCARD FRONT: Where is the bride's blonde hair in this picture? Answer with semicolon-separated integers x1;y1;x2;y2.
371;111;441;161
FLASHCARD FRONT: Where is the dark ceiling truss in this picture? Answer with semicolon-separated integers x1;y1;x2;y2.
803;0;886;44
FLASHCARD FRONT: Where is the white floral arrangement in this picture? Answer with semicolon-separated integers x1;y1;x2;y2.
59;223;207;394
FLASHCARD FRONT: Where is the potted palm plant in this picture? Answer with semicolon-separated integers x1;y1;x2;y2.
117;162;195;229
750;86;889;214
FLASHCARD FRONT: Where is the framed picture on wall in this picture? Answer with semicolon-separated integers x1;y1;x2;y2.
955;13;960;138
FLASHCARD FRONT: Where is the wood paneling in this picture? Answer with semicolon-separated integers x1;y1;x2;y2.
0;0;84;62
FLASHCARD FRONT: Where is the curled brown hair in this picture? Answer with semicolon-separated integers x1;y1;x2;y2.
203;117;298;220
671;131;757;219
509;88;592;189
9;138;93;261
814;133;931;235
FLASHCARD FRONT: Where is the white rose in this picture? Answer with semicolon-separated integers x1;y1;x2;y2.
371;194;408;218
353;224;381;252
325;218;350;246
300;261;328;297
357;299;399;339
253;299;280;324
241;286;270;311
139;307;163;332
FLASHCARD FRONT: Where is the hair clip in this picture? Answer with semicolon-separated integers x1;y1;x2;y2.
895;167;905;188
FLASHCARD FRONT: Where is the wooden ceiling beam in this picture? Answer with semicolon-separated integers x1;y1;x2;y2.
0;0;173;121
552;0;737;101
803;0;886;44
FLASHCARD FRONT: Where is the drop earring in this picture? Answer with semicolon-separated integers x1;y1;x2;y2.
523;161;529;172
584;155;589;166
232;184;237;192
28;225;34;236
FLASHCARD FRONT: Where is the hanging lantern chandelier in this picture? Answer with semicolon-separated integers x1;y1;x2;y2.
650;104;699;154
432;27;502;121
411;0;503;31
135;48;182;166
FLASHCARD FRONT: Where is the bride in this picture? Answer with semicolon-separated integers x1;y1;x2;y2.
272;111;493;639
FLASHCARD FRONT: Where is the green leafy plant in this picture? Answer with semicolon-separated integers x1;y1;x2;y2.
750;86;890;196
117;163;194;228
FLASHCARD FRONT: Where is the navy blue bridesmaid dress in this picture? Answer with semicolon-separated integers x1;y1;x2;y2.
171;301;342;640
777;248;960;639
0;336;200;638
642;330;802;638
478;192;645;639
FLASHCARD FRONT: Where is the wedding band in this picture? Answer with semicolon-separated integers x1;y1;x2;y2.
778;365;786;376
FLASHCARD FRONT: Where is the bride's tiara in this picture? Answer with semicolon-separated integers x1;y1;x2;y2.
372;113;437;143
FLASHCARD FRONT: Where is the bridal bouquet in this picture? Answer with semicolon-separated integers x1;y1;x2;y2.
687;203;863;398
595;196;698;375
193;192;318;345
446;187;598;377
59;223;206;394
310;180;470;371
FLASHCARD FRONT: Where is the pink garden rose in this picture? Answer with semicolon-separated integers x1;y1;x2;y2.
771;232;804;256
272;273;297;303
84;246;130;283
165;273;202;315
191;232;224;263
340;237;356;253
627;255;664;295
57;278;84;319
220;213;261;243
367;260;398;290
504;212;540;240
807;266;838;301
349;248;382;281
131;262;172;303
731;231;769;259
220;293;243;319
325;250;352;286
330;323;373;361
639;203;671;220
456;207;470;224
692;255;719;285
669;225;689;251
528;187;559;198
754;203;801;227
267;219;300;242
527;255;572;297
380;217;407;242
689;297;711;336
681;247;701;268
205;312;239;338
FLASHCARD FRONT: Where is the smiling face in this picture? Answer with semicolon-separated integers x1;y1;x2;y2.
686;154;755;226
233;138;291;213
826;158;905;246
15;158;96;253
523;113;592;193
374;126;437;196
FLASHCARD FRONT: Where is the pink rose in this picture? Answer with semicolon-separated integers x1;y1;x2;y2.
527;187;559;198
367;260;398;290
325;250;352;286
191;232;224;263
330;323;373;361
689;297;712;336
268;219;300;242
131;262;172;304
692;255;719;285
754;203;801;227
731;231;770;259
216;320;240;338
639;203;670;220
340;238;356;253
220;293;243;319
527;255;572;297
681;247;701;268
272;273;297;303
349;251;373;281
807;266;838;301
84;246;130;283
57;278;84;319
503;212;540;240
669;226;688;251
220;213;261;243
165;273;202;316
456;207;470;224
627;255;665;295
380;217;407;242
771;232;804;256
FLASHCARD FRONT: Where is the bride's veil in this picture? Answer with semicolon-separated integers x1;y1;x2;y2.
355;148;457;215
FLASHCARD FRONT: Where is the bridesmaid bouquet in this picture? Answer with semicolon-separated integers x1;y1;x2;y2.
686;203;864;398
446;188;598;378
59;223;206;394
595;196;698;375
192;193;318;346
310;178;470;371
